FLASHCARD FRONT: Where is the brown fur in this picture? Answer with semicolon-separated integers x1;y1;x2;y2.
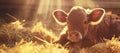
55;14;120;49
53;7;114;49
85;14;120;45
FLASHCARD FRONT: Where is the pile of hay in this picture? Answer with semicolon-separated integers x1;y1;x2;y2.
0;20;120;53
0;40;68;53
80;38;120;53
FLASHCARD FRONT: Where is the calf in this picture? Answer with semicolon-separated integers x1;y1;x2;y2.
52;6;105;48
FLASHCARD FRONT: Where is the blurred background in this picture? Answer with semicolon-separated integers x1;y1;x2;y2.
0;0;120;35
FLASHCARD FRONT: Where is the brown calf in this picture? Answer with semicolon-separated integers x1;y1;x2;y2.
52;6;105;48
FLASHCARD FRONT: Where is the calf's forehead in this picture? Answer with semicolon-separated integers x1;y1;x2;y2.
67;8;87;22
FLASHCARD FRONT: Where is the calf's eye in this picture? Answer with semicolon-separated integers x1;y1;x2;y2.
84;20;89;24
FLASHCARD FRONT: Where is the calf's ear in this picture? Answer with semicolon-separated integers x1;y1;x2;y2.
88;8;105;25
52;9;67;25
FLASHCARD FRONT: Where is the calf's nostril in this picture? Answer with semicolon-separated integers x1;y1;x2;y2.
69;31;81;37
75;33;79;36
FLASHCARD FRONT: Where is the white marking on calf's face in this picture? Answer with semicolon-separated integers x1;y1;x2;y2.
67;31;83;42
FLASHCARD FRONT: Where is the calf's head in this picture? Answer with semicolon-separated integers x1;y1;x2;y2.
52;6;105;42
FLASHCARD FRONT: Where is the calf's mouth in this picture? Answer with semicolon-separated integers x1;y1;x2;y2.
67;31;83;42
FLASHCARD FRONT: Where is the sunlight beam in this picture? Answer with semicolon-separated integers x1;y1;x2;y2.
74;0;95;8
